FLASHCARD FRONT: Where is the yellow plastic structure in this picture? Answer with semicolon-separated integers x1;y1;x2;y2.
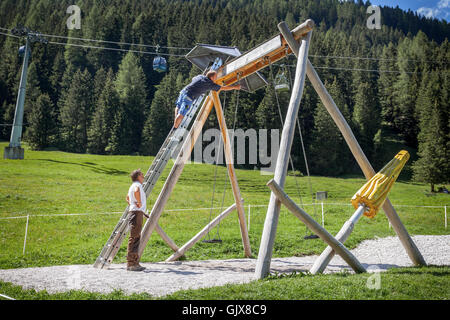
351;150;410;218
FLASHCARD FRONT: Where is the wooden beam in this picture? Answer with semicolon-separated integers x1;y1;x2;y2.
215;19;314;87
155;224;180;253
310;205;365;274
267;179;366;274
166;203;237;262
254;31;312;280
211;91;252;258
137;96;214;258
277;21;426;267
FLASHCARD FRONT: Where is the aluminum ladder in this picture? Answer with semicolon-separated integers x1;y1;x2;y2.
93;59;222;269
93;94;206;269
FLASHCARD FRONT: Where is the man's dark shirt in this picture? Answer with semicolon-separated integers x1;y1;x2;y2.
183;75;221;100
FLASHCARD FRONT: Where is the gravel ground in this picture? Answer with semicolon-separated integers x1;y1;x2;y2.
0;235;448;297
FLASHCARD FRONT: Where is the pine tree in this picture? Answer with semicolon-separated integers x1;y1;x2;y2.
311;78;352;175
378;43;398;127
59;68;94;153
392;33;430;147
255;80;283;130
23;62;42;121
352;81;380;153
25;93;55;150
412;72;450;192
88;69;119;154
108;52;148;154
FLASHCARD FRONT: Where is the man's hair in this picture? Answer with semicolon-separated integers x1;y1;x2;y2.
206;70;217;79
130;169;143;182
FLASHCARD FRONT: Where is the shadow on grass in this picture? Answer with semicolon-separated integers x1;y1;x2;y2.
33;159;127;176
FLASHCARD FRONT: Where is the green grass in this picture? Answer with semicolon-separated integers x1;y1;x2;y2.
164;266;450;300
0;141;448;270
1;266;449;300
0;141;449;300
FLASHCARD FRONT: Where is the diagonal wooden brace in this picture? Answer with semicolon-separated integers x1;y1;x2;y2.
166;202;238;262
267;179;366;274
309;205;366;274
155;224;180;253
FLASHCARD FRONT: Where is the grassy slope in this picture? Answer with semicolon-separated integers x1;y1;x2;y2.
0;142;448;270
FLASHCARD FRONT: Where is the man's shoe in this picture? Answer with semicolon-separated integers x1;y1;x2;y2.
127;264;146;272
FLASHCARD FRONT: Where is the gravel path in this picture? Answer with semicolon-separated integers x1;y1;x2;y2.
0;235;448;297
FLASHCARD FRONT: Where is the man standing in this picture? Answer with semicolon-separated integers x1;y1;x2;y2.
173;70;242;129
125;169;147;271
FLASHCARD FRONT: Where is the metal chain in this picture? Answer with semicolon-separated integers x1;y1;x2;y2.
286;59;318;235
205;89;229;242
214;76;241;240
268;58;305;210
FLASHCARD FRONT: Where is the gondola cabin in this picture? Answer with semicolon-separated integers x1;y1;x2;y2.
153;56;167;73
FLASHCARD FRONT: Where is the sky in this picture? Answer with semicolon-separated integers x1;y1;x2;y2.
367;0;450;21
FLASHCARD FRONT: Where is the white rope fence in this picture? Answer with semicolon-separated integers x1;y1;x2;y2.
0;293;15;300
0;203;448;255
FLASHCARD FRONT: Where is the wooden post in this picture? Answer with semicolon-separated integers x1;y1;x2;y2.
445;206;447;230
254;31;312;279
137;96;214;258
321;202;324;227
310;205;366;274
248;204;251;232
23;214;29;255
267;179;366;273
155;224;180;253
211;91;252;258
277;21;426;267
166;203;237;262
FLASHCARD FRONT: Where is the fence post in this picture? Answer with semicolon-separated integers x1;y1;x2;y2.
445;206;447;230
321;202;324;227
23;214;29;255
248;204;251;232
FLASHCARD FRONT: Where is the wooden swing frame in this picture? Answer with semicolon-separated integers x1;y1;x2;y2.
136;19;425;273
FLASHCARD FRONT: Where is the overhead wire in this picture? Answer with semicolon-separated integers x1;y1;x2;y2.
0;31;19;38
309;54;447;65
0;30;426;72
47;40;186;56
39;32;192;50
1;25;447;67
